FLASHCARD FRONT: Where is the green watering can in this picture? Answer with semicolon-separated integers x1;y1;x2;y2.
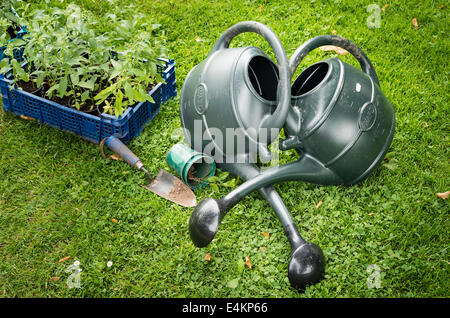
180;21;291;163
187;32;395;290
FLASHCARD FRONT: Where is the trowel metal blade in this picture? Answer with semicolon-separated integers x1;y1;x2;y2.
142;169;197;207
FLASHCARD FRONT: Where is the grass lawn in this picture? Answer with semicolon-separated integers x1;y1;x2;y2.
0;0;448;297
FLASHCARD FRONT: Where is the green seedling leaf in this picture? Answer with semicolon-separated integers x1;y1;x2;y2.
0;59;9;74
81;90;90;102
58;76;68;98
144;94;155;104
95;84;115;100
109;69;121;80
12;60;29;82
36;72;45;88
70;73;79;85
130;68;146;78
88;37;97;50
66;57;81;66
77;81;94;90
124;82;133;99
110;58;122;71
47;83;59;96
114;90;124;117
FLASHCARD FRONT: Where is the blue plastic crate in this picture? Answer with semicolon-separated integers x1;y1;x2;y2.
0;27;27;62
0;58;177;144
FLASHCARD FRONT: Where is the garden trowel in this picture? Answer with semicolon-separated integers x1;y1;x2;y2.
100;135;197;207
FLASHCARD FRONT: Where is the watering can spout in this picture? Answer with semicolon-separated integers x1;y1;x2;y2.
231;154;343;197
191;156;341;233
286;154;343;185
188;155;341;248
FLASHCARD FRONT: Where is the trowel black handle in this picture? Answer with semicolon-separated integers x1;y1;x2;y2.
105;135;143;170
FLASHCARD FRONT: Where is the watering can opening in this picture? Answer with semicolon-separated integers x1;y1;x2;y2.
247;55;279;102
292;62;330;97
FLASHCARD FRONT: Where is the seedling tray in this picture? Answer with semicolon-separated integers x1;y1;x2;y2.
0;58;176;144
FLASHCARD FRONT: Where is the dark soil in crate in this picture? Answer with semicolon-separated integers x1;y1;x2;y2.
17;80;43;96
6;25;21;39
16;79;156;117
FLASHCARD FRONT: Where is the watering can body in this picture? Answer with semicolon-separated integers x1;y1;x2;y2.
281;57;395;185
179;21;292;164
180;47;280;163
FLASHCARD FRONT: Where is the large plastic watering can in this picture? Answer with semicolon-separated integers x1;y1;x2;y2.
188;35;395;289
179;21;292;163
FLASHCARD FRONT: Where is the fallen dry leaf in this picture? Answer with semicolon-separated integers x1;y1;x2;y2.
195;36;200;42
412;18;418;29
204;253;211;261
332;30;337;35
316;201;323;209
112;218;118;224
382;4;389;12
51;277;60;282
20;115;35;121
262;232;270;238
110;154;122;161
259;5;263;12
319;45;349;55
436;191;449;200
423;122;429;127
368;213;375;216
58;256;71;263
245;256;252;269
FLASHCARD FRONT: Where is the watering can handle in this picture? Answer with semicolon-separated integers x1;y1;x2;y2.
289;35;380;86
209;21;291;161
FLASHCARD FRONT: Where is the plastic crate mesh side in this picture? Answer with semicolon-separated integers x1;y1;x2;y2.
13;46;25;62
167;70;177;100
9;88;24;115
151;87;162;115
80;115;101;141
0;46;5;61
0;45;25;63
19;91;43;119
162;61;176;102
113;115;130;144
40;100;61;128
59;107;83;135
130;102;147;138
0;77;12;111
99;117;115;142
